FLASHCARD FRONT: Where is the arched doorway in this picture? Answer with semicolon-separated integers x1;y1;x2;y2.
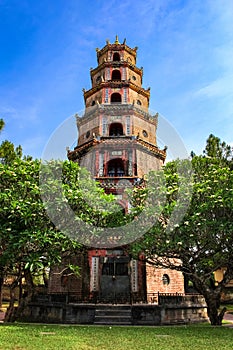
113;52;120;61
111;69;121;80
109;123;123;136
111;93;121;103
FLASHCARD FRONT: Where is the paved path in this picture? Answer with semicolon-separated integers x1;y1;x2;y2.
223;312;233;324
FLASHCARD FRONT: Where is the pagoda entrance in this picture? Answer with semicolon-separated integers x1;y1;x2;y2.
99;256;130;303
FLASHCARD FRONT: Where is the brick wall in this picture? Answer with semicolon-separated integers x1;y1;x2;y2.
146;263;184;297
128;89;148;109
136;149;163;177
48;253;89;296
132;114;157;144
78;116;100;145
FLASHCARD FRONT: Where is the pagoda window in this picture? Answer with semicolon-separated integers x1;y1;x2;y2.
113;52;120;61
111;93;121;103
96;75;101;83
112;69;121;81
107;158;125;177
109;123;123;136
162;274;170;285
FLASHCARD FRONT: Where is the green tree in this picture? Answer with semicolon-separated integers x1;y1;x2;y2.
0;140;22;164
0;158;124;320
204;134;232;164
0;158;83;320
0;118;23;308
0;119;23;164
0;118;4;132
40;159;128;248
132;137;233;326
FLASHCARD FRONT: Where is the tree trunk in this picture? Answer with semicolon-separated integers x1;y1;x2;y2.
4;284;17;322
12;269;35;322
23;269;34;296
5;269;35;323
0;276;3;308
204;292;226;325
43;270;49;288
190;275;226;326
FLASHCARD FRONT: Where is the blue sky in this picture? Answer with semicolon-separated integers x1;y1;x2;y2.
0;0;232;160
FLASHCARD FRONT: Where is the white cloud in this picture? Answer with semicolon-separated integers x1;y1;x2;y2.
194;74;233;99
0;101;41;127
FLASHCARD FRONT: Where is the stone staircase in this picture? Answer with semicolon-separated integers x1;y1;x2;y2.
94;305;132;325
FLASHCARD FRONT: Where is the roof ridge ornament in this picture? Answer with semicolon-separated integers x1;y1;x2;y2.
115;35;119;44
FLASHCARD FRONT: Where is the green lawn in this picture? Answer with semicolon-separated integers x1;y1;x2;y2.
0;324;233;350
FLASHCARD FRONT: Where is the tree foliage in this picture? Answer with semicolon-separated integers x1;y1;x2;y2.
0;155;125;320
0;140;23;164
0;159;80;318
0;118;4;132
204;134;233;166
132;135;233;325
0;119;23;164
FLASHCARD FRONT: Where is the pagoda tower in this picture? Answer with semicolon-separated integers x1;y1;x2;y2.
49;37;184;304
68;36;166;208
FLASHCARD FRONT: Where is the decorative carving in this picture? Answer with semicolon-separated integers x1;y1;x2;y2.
131;260;138;292
90;257;99;292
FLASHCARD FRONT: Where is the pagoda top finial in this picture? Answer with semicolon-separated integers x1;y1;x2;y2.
115;35;119;44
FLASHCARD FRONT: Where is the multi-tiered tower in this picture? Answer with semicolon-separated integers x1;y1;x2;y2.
49;37;184;304
68;36;166;207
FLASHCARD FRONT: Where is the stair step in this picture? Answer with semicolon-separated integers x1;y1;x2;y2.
94;305;132;325
95;305;131;310
94;321;132;325
95;310;131;316
95;315;131;321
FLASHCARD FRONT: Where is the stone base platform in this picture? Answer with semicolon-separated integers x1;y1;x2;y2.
16;302;208;325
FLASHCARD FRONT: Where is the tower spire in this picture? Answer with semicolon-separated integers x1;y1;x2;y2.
115;35;119;44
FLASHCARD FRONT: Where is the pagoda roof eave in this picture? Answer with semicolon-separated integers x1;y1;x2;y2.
67;137;166;162
96;43;137;59
90;61;143;77
83;81;150;101
77;103;158;125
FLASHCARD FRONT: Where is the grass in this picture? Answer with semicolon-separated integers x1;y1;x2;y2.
0;324;233;350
